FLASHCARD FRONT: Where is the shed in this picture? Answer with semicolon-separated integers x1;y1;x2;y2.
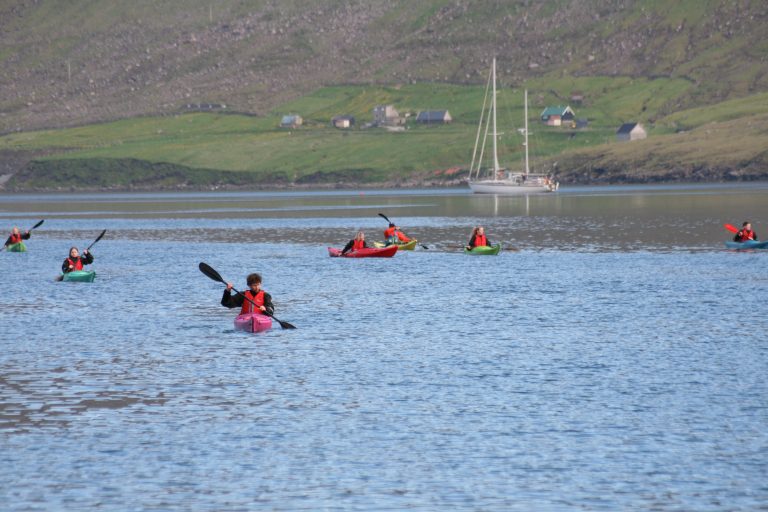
280;114;303;128
540;106;575;126
332;115;355;129
416;110;453;124
616;122;647;142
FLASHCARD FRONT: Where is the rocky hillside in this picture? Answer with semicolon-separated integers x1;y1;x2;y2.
2;0;767;133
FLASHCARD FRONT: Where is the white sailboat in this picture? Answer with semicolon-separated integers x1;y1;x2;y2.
468;58;558;195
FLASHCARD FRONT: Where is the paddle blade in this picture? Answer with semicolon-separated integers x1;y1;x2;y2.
724;223;739;233
275;318;297;329
31;219;44;230
377;212;391;224
199;262;226;284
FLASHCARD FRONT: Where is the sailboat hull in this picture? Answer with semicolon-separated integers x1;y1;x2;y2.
469;179;556;195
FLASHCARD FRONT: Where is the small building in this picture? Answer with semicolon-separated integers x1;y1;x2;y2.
540;106;576;126
616;122;647;142
373;105;404;126
575;118;589;129
416;110;453;124
570;91;584;105
280;114;303;128
331;115;355;129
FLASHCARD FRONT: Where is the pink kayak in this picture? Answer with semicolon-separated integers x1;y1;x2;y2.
234;312;273;333
327;245;398;258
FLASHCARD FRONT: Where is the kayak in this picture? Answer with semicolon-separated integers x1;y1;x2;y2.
464;243;502;255
724;240;768;250
61;270;96;282
234;312;273;333
5;242;26;252
372;239;418;250
328;245;398;258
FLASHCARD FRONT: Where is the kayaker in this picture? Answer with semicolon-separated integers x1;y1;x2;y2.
466;226;492;250
221;273;275;316
341;231;369;255
383;223;411;245
61;247;94;273
734;221;758;242
4;227;30;248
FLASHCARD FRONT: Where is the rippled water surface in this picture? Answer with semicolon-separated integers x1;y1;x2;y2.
1;184;767;510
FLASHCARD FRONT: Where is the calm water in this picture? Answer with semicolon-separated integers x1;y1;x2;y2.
1;184;767;510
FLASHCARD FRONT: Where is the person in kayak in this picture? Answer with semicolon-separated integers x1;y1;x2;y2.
466;226;492;250
61;247;94;273
4;227;31;248
341;231;369;255
734;221;758;242
221;273;275;316
384;223;411;245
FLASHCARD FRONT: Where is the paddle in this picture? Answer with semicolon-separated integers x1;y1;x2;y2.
198;262;296;330
2;219;44;251
723;223;738;234
377;212;429;250
55;229;105;281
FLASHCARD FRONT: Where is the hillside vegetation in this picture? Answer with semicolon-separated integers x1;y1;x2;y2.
1;1;767;189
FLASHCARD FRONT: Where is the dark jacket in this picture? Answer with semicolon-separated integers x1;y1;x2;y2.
221;289;274;316
734;230;758;242
341;238;369;255
61;252;94;273
4;232;30;246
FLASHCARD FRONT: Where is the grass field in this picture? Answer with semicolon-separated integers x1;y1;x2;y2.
2;76;767;188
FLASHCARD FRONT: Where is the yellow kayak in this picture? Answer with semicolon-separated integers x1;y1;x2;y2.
372;239;417;250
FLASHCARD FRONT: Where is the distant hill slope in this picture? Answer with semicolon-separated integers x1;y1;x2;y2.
2;0;767;133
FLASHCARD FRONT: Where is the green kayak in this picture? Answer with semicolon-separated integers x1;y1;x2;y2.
464;243;502;256
5;242;26;252
61;270;96;283
372;239;418;250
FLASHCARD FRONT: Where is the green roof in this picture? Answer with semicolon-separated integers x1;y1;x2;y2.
540;106;571;117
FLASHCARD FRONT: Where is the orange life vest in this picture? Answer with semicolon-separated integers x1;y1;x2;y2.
9;233;22;244
384;227;396;239
66;257;84;271
240;290;265;314
474;234;487;246
353;239;366;250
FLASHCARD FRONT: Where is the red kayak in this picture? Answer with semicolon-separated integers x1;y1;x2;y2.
328;245;398;258
234;313;273;333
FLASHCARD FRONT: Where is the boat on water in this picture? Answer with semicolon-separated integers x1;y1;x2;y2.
234;312;273;333
372;240;417;250
468;58;558;195
464;243;502;255
328;246;398;258
5;242;26;252
724;240;768;250
61;270;96;282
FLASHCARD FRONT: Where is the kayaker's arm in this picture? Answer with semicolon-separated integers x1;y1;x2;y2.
82;251;94;264
61;259;71;273
21;232;31;240
340;239;355;255
221;289;244;309
262;292;275;316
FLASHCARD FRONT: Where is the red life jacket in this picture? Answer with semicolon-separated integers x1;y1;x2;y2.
9;233;22;244
384;227;396;239
240;290;265;314
739;229;756;241
474;234;487;246
66;257;84;271
353;239;366;250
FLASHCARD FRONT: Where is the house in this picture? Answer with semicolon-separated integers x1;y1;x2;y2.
416;110;453;124
280;114;303;128
540;106;576;126
616;122;647;141
570;91;584;105
331;115;355;129
373;105;404;126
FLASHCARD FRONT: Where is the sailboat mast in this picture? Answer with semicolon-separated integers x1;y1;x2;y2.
492;57;499;180
524;89;530;176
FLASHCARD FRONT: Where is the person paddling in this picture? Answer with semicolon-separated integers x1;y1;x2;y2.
383;223;411;245
466;226;492;250
4;227;31;248
62;247;94;274
734;221;758;242
341;231;369;255
221;273;275;316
